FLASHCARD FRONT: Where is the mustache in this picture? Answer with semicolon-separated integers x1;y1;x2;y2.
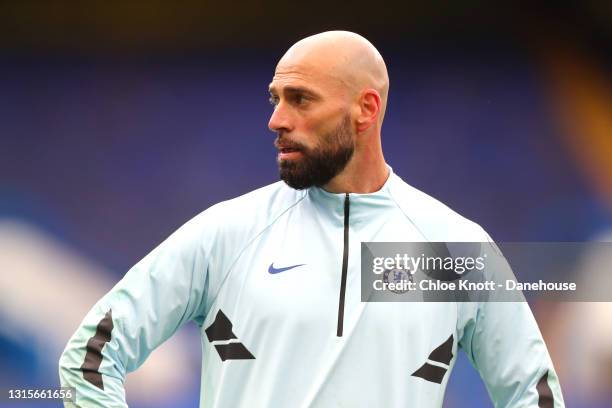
274;136;309;151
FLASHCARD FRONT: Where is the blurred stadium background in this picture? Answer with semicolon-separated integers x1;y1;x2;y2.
1;1;611;407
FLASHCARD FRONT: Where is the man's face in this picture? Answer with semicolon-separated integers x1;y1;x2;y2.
268;62;355;190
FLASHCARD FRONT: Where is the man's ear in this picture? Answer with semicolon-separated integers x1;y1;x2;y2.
356;89;381;133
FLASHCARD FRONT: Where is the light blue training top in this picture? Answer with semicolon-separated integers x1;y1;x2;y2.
59;167;564;407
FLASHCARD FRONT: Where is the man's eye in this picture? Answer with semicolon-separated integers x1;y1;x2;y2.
269;96;279;106
293;94;307;105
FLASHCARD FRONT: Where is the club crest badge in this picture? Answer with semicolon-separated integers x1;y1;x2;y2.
383;268;413;294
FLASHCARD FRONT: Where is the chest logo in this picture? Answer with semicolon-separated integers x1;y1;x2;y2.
268;262;305;274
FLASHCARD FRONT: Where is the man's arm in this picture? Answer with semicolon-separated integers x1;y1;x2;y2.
459;301;564;407
59;211;213;407
458;242;565;407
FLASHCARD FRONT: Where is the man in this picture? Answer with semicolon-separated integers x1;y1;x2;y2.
59;31;564;407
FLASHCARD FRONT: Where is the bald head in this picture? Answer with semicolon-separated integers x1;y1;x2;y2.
276;31;389;123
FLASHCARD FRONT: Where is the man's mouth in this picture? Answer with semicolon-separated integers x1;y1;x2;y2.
278;147;303;160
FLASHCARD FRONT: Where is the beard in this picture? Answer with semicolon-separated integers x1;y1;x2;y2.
275;114;355;190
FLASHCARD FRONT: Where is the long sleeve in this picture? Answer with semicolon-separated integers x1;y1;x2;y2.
459;301;564;407
59;211;214;407
458;241;565;407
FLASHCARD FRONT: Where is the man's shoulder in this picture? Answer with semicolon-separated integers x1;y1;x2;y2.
187;180;304;238
388;173;490;242
214;180;305;218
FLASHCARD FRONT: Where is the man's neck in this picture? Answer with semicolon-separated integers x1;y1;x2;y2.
322;153;389;194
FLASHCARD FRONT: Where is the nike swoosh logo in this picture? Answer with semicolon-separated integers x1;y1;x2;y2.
268;263;305;274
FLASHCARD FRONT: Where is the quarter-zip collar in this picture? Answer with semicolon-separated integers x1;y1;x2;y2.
306;166;397;226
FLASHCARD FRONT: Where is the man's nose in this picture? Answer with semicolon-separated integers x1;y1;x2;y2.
268;103;294;133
